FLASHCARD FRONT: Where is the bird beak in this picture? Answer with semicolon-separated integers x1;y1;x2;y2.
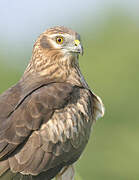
74;40;84;56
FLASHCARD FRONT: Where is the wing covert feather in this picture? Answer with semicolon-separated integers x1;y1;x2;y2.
0;83;73;160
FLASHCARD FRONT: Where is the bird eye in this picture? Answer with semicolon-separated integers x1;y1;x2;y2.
56;36;64;44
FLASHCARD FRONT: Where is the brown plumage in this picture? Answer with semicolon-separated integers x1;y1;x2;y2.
0;26;104;180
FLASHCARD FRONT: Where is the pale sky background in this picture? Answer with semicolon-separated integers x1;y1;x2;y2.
0;0;138;66
0;0;139;40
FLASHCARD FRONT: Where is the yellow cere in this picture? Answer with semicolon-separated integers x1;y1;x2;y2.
74;39;80;46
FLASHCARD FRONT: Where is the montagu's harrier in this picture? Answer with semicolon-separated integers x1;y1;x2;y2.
0;26;104;180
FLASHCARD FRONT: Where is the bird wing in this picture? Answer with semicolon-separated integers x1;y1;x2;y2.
0;82;95;179
0;82;73;162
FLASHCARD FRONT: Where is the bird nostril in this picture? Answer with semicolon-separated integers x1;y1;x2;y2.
74;40;80;47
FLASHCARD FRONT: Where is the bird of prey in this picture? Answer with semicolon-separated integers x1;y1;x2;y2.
0;26;104;180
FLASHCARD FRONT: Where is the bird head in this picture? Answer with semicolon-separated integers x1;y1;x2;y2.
25;26;84;82
38;26;83;56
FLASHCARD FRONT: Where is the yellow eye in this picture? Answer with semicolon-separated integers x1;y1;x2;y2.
56;36;64;44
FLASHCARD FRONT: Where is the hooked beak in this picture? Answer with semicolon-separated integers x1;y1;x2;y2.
74;39;84;55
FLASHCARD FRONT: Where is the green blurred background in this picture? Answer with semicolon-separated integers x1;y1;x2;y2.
0;1;139;179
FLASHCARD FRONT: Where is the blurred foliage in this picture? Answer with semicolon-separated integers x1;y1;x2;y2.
77;14;139;180
0;12;139;180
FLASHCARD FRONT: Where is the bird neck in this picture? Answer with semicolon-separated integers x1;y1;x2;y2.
20;50;88;96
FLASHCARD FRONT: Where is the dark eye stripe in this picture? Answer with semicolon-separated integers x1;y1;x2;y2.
40;35;52;49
